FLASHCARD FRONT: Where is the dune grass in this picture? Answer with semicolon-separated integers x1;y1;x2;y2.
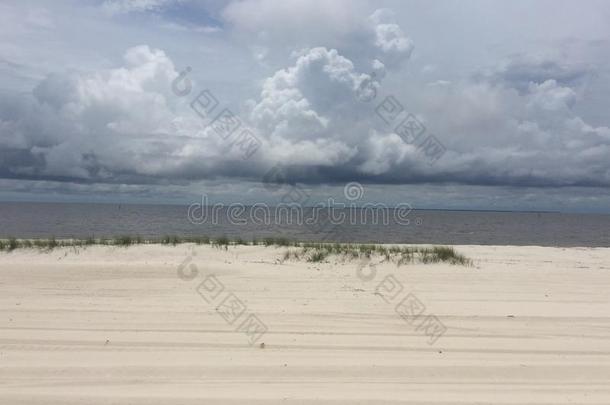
0;235;471;266
0;235;249;251
282;243;471;266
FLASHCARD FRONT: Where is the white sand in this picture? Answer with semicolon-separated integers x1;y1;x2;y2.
1;244;610;404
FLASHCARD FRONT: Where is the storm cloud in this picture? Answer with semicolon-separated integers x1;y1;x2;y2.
1;0;610;210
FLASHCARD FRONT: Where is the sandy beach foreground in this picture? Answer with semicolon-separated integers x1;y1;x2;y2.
1;244;610;404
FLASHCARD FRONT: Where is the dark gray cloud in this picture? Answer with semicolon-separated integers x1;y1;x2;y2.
1;0;610;211
1;42;610;190
479;55;592;92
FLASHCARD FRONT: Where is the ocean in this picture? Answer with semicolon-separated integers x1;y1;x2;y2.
1;201;609;247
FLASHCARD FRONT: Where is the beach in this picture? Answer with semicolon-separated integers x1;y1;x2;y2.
1;244;610;404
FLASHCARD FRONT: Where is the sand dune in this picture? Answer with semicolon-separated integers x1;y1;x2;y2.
1;244;610;404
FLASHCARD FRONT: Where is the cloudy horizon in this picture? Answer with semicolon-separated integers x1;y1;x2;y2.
1;0;610;213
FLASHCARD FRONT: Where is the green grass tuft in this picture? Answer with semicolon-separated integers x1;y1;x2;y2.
114;235;133;246
308;250;328;262
282;243;471;267
7;237;18;251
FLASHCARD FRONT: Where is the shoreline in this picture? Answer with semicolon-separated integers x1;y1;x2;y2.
2;236;610;250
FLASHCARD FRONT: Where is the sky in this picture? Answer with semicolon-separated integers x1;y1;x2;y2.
1;0;610;212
